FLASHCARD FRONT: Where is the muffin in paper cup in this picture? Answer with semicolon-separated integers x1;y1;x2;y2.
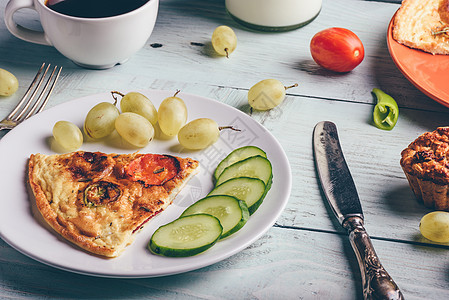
400;127;449;211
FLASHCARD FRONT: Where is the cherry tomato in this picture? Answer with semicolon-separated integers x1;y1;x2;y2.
310;27;365;73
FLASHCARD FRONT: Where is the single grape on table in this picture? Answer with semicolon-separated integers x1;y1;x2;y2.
211;25;237;58
158;91;188;137
419;211;449;243
248;79;298;111
53;121;83;151
0;68;19;97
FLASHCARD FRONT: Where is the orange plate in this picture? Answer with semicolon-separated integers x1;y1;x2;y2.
387;12;449;107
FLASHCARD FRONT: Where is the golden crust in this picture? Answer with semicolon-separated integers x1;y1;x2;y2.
400;127;449;210
393;0;449;55
28;151;199;257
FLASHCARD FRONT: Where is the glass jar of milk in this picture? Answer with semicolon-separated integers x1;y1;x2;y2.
225;0;322;31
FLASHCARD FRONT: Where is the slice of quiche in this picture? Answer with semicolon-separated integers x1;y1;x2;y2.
28;151;199;258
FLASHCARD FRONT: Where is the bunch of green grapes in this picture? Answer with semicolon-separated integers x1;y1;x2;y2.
53;91;157;150
52;90;240;152
248;79;298;111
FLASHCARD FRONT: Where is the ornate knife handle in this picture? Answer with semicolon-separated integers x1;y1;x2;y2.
343;216;404;300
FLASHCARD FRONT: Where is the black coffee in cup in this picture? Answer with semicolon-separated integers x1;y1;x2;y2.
45;0;150;18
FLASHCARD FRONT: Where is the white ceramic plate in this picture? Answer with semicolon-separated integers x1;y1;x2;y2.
0;90;291;278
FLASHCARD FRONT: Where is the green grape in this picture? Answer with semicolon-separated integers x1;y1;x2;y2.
0;68;19;96
115;112;155;147
116;91;158;125
248;79;298;111
158;91;187;137
419;211;449;243
52;121;83;151
84;102;120;139
211;25;237;58
178;118;220;150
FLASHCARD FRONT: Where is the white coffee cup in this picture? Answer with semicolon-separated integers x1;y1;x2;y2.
5;0;159;69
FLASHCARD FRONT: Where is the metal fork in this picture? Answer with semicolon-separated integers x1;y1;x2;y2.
0;63;62;131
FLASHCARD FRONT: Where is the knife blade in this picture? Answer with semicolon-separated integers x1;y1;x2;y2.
313;121;404;300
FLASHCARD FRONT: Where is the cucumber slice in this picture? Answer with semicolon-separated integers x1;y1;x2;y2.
148;214;222;257
214;146;267;182
208;177;267;215
181;195;249;238
215;155;272;187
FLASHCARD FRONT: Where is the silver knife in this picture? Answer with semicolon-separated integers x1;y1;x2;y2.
313;121;404;300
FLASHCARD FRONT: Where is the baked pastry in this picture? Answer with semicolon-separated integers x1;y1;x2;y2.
393;0;449;55
400;127;449;210
28;151;199;257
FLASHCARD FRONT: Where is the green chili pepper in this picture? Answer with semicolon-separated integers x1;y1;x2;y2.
372;88;399;130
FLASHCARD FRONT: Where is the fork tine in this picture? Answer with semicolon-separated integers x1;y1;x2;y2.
0;63;61;131
12;64;52;122
6;63;46;120
24;65;62;119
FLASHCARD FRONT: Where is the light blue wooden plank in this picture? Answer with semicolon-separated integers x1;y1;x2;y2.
1;226;448;299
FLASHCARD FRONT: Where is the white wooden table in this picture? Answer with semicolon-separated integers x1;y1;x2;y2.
1;0;449;299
